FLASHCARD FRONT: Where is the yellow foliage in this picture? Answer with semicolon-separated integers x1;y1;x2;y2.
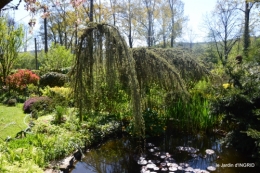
50;87;71;97
222;83;233;89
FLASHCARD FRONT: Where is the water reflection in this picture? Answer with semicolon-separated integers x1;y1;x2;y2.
72;139;139;173
71;134;258;173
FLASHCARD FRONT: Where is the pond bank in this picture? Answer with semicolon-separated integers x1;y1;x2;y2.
43;127;126;173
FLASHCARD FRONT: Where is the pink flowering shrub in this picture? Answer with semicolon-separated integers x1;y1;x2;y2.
23;96;53;113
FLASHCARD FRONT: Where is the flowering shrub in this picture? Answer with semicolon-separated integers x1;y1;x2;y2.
6;69;39;92
222;83;233;89
24;0;85;33
70;0;86;8
23;96;52;113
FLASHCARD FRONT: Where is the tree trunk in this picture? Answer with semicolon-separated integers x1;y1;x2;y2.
65;32;67;49
169;0;175;47
148;11;152;47
128;19;133;48
44;8;48;53
163;35;166;48
170;17;174;47
243;1;250;57
90;0;94;22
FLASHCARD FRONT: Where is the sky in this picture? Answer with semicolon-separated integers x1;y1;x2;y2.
181;0;217;42
7;0;218;43
6;0;31;25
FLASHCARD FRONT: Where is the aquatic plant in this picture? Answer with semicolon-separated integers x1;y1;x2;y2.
142;109;166;137
165;92;217;133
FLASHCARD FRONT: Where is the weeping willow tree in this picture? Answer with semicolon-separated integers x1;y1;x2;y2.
133;48;210;90
70;23;209;139
132;48;210;108
70;23;144;138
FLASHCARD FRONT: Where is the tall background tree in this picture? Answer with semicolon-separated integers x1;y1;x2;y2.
205;0;241;66
0;16;24;86
38;43;74;73
157;1;171;48
116;0;140;48
38;0;85;50
168;0;186;47
142;0;158;47
241;0;260;57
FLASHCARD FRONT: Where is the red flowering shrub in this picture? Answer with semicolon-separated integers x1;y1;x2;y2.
23;96;53;113
6;69;39;92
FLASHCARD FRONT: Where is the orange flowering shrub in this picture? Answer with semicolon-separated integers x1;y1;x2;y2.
6;69;39;91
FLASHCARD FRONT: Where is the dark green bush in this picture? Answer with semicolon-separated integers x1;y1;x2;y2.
212;61;260;164
7;99;17;106
40;72;67;87
51;67;71;74
143;109;166;137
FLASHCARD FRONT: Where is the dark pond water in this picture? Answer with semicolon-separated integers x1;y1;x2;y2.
71;134;259;173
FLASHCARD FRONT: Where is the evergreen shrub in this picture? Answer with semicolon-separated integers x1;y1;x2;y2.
7;98;17;106
40;72;67;87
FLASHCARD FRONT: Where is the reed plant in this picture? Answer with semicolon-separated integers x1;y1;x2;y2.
166;93;217;133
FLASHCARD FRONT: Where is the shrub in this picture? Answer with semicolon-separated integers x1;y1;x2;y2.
7;98;17;106
39;43;74;73
53;106;67;124
40;86;72;107
50;87;72;106
211;60;260;164
143;109;166;137
5;69;39;92
51;67;71;74
23;96;53;114
40;72;67;87
27;83;39;96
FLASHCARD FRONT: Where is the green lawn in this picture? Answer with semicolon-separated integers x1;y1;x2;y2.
0;103;28;140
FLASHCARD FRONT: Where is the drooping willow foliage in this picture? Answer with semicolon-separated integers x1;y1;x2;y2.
132;48;210;108
132;48;210;91
70;23;144;138
70;23;210;138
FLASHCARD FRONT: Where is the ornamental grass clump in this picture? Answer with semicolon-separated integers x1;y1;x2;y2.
53;106;66;124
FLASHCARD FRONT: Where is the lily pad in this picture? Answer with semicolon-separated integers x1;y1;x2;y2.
205;149;215;155
207;166;216;171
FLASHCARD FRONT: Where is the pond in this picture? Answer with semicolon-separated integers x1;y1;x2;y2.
71;134;258;173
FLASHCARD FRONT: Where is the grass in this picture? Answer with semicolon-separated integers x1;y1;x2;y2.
0;106;122;172
0;103;28;140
